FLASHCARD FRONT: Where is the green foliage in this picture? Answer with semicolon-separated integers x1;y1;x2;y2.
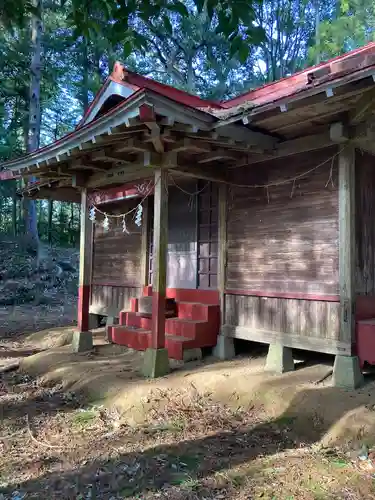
309;0;375;62
0;0;373;247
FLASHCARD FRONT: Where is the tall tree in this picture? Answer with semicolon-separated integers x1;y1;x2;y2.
26;0;43;245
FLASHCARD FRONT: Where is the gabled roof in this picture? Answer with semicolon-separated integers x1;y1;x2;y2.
76;42;375;130
79;62;223;127
2;41;375;188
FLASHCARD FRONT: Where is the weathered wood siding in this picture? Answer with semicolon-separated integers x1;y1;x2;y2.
92;199;142;286
224;295;347;354
90;198;142;314
355;151;375;296
226;148;339;295
148;180;219;289
90;284;141;315
167;182;198;289
224;148;343;353
197;181;218;289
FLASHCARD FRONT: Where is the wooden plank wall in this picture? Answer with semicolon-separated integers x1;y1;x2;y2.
355;151;375;296
224;148;344;353
90;198;142;314
226;148;339;295
91;285;141;314
224;295;345;354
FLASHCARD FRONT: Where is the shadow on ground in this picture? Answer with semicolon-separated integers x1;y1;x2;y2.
1;332;375;498
1;382;375;499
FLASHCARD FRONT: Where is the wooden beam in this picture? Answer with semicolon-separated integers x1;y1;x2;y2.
140;196;150;287
218;183;227;327
77;188;93;334
198;151;237;164
70;160;107;172
145;125;164;153
169;137;211;153
338;145;356;349
349;86;375;125
86;152;162;188
169;165;227;184
151;168;168;349
213;123;278;148
114;138;154;153
91;149;131;164
72;172;88;188
245;132;333;165
330;122;349;143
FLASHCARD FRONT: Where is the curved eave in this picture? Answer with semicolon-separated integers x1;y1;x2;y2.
0;89;218;179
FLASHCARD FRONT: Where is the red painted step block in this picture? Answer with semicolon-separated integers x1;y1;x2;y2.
357;319;375;367
177;302;220;321
165;335;197;360
165;318;207;339
126;312;153;330
130;298;138;312
110;326;151;351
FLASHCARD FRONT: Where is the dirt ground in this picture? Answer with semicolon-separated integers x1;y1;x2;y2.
2;328;375;499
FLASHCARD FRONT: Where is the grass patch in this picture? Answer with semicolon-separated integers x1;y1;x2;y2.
71;409;97;427
330;458;349;469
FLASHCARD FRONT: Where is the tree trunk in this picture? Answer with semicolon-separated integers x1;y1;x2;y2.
70;203;74;245
315;0;320;64
186;55;195;94
26;0;42;249
12;180;17;236
82;36;90;113
48;199;53;245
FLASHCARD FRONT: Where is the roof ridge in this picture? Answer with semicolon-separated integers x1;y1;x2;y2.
111;61;223;110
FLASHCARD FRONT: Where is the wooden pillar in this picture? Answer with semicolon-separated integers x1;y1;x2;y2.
140;196;150;287
77;188;93;334
339;145;356;349
213;182;235;360
151;168;168;349
334;145;363;388
218;183;228;326
143;168;170;377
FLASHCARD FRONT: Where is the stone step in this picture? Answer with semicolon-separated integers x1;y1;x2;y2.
108;325;202;360
177;301;220;321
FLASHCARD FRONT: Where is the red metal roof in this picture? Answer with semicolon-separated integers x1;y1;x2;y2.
80;43;375;126
222;42;375;109
111;62;223;110
79;61;224;127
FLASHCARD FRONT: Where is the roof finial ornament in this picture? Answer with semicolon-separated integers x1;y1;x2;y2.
113;61;128;81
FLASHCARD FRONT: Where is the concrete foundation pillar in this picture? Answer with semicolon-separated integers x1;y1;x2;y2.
213;335;235;360
105;310;117;342
265;343;294;373
333;355;364;389
142;348;170;378
88;314;100;330
72;330;93;353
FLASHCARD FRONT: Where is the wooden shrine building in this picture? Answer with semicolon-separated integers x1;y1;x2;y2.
3;43;375;386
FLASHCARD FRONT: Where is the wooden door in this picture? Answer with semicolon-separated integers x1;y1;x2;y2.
197;182;218;289
167;182;198;289
148;181;198;289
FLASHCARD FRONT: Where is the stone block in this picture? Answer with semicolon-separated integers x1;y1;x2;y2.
333;355;364;389
213;335;235;360
142;348;170;378
265;343;294;373
72;331;93;353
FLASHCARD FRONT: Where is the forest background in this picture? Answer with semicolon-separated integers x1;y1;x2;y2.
0;0;370;247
